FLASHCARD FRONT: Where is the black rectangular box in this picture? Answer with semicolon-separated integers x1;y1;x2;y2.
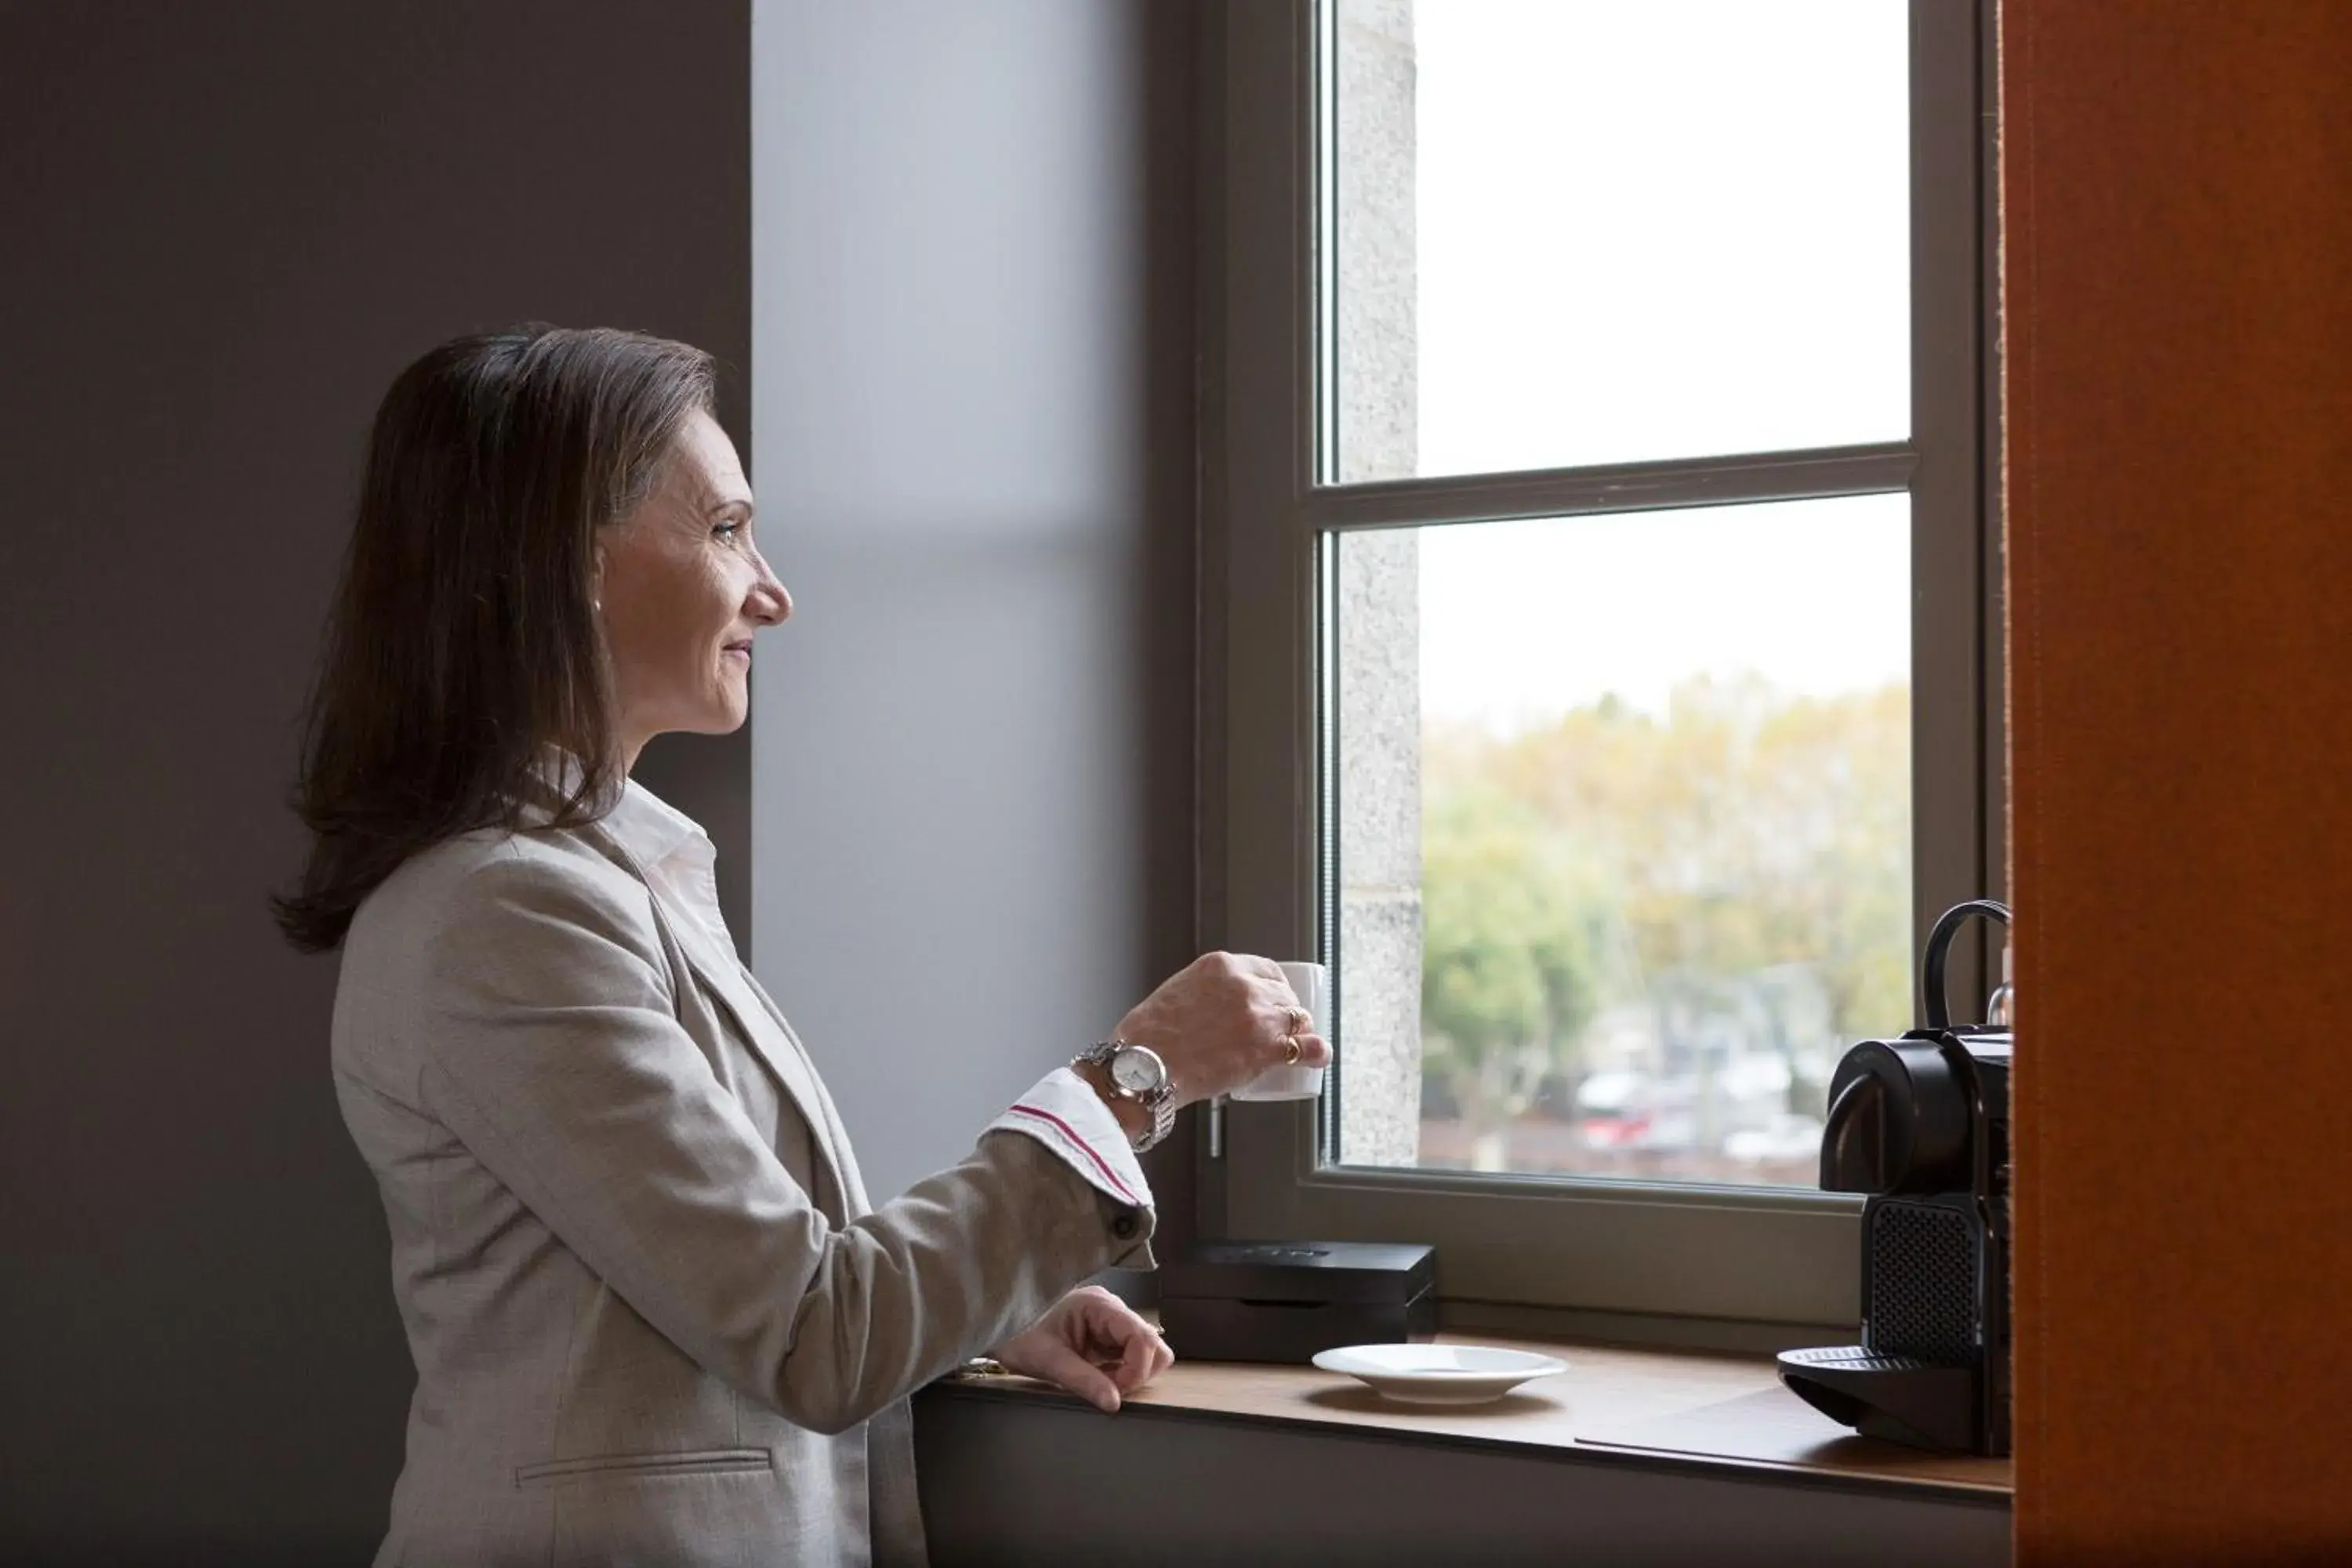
1158;1240;1437;1363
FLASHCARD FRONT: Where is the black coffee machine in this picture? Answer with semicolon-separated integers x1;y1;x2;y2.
1777;898;2013;1456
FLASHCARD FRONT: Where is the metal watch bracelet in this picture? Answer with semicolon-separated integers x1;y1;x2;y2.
1073;1040;1175;1153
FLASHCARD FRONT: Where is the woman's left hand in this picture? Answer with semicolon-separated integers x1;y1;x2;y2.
989;1285;1174;1414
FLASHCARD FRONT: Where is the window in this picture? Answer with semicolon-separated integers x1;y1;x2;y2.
1338;499;1913;1189
1203;0;1998;1345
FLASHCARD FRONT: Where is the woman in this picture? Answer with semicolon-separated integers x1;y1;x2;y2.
275;325;1327;1567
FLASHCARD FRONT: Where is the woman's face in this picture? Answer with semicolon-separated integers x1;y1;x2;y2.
594;412;789;765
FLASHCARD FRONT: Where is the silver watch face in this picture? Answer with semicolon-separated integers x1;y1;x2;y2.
1109;1044;1169;1096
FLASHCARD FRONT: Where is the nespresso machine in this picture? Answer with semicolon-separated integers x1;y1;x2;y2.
1777;898;2013;1456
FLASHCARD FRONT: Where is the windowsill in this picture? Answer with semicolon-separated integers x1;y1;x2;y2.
933;1323;2013;1503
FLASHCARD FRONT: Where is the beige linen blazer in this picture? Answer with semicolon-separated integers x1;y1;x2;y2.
331;811;1153;1567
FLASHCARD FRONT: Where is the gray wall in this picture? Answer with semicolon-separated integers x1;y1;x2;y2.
915;1388;2012;1566
748;0;1200;1210
0;3;750;1559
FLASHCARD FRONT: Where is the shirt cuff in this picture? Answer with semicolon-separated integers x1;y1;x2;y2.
989;1067;1155;1214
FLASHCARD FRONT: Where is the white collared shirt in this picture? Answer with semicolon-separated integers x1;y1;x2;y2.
596;772;1153;1218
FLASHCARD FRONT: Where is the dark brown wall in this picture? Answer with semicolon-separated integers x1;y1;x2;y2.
0;2;750;1558
2004;2;2352;1562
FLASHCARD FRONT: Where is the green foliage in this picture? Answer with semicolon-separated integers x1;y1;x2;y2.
1420;791;1605;1130
1419;676;1912;1149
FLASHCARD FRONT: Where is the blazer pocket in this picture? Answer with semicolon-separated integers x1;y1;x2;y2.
514;1447;775;1489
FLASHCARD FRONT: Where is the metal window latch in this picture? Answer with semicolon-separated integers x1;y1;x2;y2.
1986;943;2013;1028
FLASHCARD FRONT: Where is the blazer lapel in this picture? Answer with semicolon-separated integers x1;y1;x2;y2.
732;967;875;1218
577;819;856;1212
683;946;862;1219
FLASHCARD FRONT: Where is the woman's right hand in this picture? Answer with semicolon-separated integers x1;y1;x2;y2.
1110;953;1330;1108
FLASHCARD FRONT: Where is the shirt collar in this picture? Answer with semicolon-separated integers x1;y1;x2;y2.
605;771;710;875
525;746;710;874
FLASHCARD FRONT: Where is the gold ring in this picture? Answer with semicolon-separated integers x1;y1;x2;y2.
1285;1005;1308;1036
1283;1036;1303;1065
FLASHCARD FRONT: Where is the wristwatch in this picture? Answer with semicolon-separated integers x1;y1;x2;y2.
1073;1040;1177;1153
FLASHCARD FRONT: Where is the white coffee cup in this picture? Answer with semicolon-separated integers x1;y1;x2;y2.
1228;960;1330;1102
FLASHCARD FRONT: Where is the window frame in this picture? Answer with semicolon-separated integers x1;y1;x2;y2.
1196;0;2002;1350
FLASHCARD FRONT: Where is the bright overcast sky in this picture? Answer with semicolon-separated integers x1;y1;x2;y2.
1399;1;1911;731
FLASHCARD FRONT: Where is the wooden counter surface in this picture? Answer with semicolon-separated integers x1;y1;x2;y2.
946;1327;2014;1499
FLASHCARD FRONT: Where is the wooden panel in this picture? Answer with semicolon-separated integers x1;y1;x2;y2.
2003;2;2352;1561
954;1328;2010;1494
1582;1388;2013;1494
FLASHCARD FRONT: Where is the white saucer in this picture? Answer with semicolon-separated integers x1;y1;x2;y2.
1311;1343;1568;1406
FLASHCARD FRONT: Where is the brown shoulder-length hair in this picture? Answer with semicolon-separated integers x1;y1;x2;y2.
273;325;716;953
